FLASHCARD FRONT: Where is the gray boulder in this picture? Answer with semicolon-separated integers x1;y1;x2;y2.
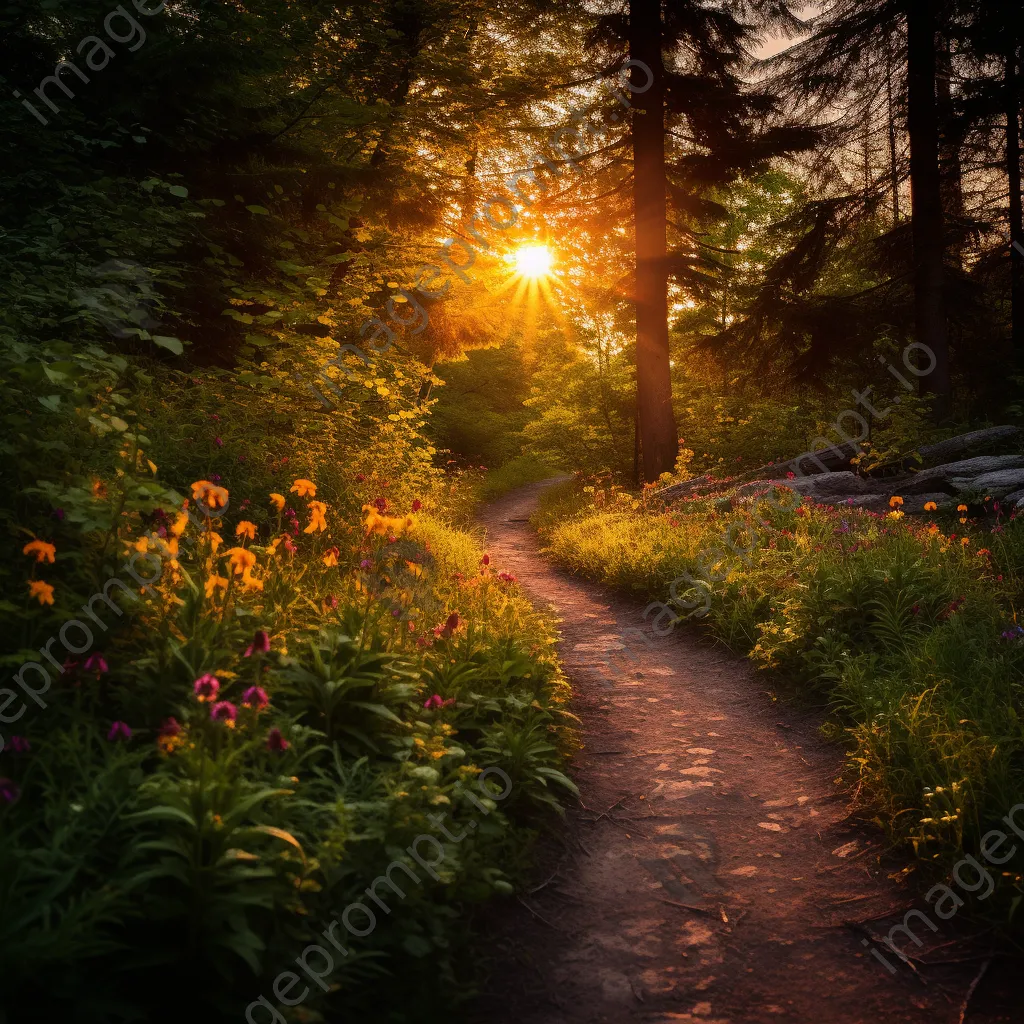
951;467;1024;497
887;454;1024;494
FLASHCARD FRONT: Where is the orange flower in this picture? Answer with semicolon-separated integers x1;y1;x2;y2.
28;580;54;606
889;496;903;508
323;547;339;566
235;520;257;541
91;478;107;500
290;478;316;498
304;500;327;534
171;511;189;538
240;568;264;592
960;537;970;546
924;501;937;512
957;504;968;513
269;493;286;511
191;479;229;510
205;573;229;598
209;532;224;553
22;539;56;564
225;546;256;575
976;548;991;558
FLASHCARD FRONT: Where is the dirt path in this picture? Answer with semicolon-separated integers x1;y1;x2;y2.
471;481;1011;1024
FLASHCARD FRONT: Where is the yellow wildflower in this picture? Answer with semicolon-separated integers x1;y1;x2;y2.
171;511;189;538
22;539;56;564
269;493;286;511
305;500;327;534
225;546;256;575
887;510;904;521
133;535;150;554
147;459;158;475
191;480;229;510
205;574;229;598
889;496;903;508
29;580;55;606
209;532;223;553
235;521;257;541
290;478;316;498
960;536;970;547
323;547;339;566
924;501;937;512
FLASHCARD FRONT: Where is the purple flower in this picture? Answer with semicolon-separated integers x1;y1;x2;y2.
242;686;269;710
0;778;20;804
360;559;373;570
107;721;132;742
52;507;65;521
211;473;222;483
243;630;271;657
8;736;30;754
210;701;237;726
84;653;108;674
266;727;289;752
193;673;220;702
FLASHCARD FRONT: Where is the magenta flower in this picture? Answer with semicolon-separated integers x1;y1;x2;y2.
8;736;30;754
243;630;271;658
107;721;132;742
193;673;220;702
266;727;289;752
0;778;20;804
84;653;108;674
210;701;238;726
242;686;269;710
424;694;444;710
158;717;182;738
360;559;373;570
214;436;223;447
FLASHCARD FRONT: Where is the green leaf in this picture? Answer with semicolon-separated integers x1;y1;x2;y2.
109;416;129;432
246;205;270;216
167;185;189;198
37;395;61;411
153;336;184;355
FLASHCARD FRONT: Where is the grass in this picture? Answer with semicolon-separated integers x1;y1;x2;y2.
475;456;560;505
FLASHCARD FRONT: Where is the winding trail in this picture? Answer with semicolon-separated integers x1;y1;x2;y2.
472;480;1011;1024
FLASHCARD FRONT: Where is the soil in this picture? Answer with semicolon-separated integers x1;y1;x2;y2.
470;480;1016;1024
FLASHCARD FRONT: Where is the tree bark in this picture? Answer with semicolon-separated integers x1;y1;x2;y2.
629;0;677;480
1007;48;1024;350
886;37;900;223
906;0;952;416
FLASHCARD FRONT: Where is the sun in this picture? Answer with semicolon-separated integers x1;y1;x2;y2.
514;244;554;279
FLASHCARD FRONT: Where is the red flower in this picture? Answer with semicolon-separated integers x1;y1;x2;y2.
244;630;271;657
440;612;460;639
411;499;422;512
266;727;289;752
374;497;388;513
498;572;517;583
355;473;366;483
480;553;490;566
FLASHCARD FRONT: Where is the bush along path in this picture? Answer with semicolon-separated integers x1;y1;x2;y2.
473;481;1015;1024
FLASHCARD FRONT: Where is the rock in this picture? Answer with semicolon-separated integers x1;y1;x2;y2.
766;472;869;497
915;425;1022;467
814;493;889;512
1003;487;1024;510
887;455;1024;494
952;467;1024;497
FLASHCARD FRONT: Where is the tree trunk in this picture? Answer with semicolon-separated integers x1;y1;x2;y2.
886;37;900;223
629;0;677;480
1007;48;1024;351
906;0;952;416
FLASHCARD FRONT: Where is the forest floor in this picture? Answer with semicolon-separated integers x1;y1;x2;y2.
470;480;1016;1024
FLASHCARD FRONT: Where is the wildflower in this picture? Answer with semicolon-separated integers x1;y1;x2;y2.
52;507;65;520
214;436;223;448
0;779;20;804
243;630;271;657
22;539;56;564
960;537;970;547
322;594;339;612
240;568;264;592
480;553;490;566
498;571;517;583
886;510;904;521
304;500;328;534
290;478;317;498
786;471;796;480
355;473;366;483
8;736;30;754
235;521;257;540
374;496;388;513
266;727;289;752
210;701;237;727
84;653;108;675
107;721;132;742
225;546;256;575
411;499;422;512
193;673;220;702
242;686;269;710
191;480;229;510
424;694;445;710
440;611;460;639
924;501;938;512
976;548;991;557
889;496;904;508
205;573;229;598
323;547;340;567
957;503;968;512
157;717;184;754
159;717;182;738
270;493;286;511
91;479;107;500
28;580;54;606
